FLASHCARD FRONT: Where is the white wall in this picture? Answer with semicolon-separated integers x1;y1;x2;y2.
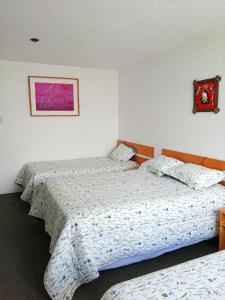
119;36;225;159
0;60;118;194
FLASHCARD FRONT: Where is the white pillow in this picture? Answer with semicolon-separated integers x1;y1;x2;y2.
145;155;184;176
108;144;136;163
165;163;225;190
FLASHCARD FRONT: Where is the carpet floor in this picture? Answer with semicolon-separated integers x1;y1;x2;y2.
0;192;218;300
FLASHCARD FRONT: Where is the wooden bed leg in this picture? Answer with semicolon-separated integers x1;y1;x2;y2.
219;208;225;250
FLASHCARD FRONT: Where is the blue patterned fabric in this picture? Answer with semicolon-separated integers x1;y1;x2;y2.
108;144;136;163
101;250;225;300
141;155;183;176
16;157;138;203
165;163;225;190
29;170;225;300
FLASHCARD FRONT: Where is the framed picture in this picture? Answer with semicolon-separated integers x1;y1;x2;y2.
193;75;221;114
28;76;80;116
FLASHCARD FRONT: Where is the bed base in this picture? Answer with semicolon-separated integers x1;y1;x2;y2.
99;235;215;271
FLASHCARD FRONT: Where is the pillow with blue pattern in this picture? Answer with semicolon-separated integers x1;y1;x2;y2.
143;155;183;176
165;163;225;190
109;144;136;163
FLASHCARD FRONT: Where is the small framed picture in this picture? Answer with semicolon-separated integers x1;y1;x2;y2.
28;76;80;116
193;76;221;113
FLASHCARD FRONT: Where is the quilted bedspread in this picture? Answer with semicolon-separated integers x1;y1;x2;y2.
29;169;225;300
15;157;137;203
101;250;225;300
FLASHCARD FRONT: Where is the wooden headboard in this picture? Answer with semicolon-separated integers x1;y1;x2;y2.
117;140;154;164
162;149;225;186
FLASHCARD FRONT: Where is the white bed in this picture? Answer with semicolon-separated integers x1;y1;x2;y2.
16;140;154;204
101;250;225;300
28;168;225;300
16;156;138;203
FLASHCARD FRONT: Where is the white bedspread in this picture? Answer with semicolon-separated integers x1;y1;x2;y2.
101;250;225;300
29;169;225;300
15;157;137;203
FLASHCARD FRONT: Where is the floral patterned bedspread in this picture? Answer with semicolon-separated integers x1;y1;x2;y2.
29;169;225;300
15;157;138;203
101;250;225;300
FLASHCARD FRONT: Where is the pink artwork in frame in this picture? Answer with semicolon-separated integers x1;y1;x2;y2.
28;76;80;116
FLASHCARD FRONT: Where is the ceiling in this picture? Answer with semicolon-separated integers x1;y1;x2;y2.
1;0;225;69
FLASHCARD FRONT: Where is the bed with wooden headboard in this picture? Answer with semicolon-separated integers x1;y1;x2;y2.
162;148;225;186
118;140;154;164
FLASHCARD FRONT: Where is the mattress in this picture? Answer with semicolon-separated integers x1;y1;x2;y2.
15;156;138;203
29;169;225;300
101;250;225;300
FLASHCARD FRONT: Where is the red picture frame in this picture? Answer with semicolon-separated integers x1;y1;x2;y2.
193;75;221;114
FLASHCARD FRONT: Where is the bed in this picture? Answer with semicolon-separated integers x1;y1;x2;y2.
28;149;225;300
101;249;225;300
16;140;154;203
